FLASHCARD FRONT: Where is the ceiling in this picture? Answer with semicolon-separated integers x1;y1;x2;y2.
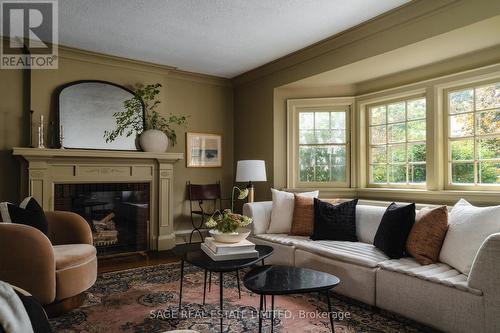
58;0;410;78
283;15;500;89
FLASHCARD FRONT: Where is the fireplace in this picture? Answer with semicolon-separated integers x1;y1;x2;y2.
12;147;183;251
55;183;150;256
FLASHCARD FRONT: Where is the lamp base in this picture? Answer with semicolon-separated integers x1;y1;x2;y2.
246;182;255;203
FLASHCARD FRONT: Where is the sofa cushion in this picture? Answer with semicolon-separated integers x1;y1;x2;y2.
53;244;97;270
374;203;415;259
268;189;318;234
379;257;482;296
355;205;386;244
439;199;500;275
243;201;273;235
253;233;311;247
295;249;379;305
250;236;296;266
290;195;315;236
55;256;97;301
0;197;48;235
406;206;448;265
311;199;358;241
295;240;389;268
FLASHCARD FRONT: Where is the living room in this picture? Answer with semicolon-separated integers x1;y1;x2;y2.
0;0;499;332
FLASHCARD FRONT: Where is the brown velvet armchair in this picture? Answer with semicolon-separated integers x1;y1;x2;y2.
0;211;97;310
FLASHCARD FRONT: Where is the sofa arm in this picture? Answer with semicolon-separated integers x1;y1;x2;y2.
468;232;500;333
45;211;93;245
243;201;272;235
0;224;56;304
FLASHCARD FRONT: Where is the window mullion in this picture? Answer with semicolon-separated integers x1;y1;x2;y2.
473;88;478;186
385;105;389;184
405;101;409;185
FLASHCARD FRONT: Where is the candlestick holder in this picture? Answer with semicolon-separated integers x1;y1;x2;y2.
29;110;34;148
37;115;45;149
59;125;65;149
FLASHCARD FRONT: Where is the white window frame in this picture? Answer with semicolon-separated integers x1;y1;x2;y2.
366;94;427;189
444;79;500;191
287;97;353;189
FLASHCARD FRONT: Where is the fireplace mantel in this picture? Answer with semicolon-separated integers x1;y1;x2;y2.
13;147;183;251
12;147;183;162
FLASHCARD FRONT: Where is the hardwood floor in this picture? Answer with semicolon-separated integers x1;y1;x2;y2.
97;251;179;274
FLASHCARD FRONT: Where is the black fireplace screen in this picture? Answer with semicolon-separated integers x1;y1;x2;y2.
54;183;150;256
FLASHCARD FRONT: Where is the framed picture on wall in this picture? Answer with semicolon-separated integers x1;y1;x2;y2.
186;132;222;167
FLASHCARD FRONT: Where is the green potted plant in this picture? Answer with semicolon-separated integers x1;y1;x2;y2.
204;186;253;243
205;209;253;243
104;83;188;152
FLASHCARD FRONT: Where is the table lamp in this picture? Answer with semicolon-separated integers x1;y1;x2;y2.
235;160;267;202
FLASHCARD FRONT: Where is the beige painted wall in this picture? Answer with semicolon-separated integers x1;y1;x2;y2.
0;47;233;234
233;0;500;201
0;69;23;202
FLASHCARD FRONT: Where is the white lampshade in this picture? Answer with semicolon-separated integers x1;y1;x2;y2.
235;160;267;182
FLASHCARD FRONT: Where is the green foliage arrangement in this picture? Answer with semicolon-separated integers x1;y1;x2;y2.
205;209;252;233
204;186;251;233
104;83;188;145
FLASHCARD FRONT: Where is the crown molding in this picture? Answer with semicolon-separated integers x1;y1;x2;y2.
1;36;174;75
58;45;230;86
0;36;232;86
6;43;224;88
232;0;500;86
58;44;175;75
167;68;232;87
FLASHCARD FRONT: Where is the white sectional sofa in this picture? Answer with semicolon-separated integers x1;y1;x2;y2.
243;201;500;333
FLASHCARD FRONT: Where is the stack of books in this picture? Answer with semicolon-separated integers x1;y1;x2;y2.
201;237;258;261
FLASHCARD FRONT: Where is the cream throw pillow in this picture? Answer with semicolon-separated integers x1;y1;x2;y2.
439;199;500;275
267;189;319;234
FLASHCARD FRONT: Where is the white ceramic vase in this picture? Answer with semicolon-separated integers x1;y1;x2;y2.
139;129;169;152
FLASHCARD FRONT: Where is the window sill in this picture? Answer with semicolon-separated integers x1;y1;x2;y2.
357;188;500;205
283;187;356;197
283;187;500;205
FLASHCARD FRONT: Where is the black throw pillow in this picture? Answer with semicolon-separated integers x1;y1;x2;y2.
0;197;48;235
15;291;53;333
311;198;358;241
374;202;416;259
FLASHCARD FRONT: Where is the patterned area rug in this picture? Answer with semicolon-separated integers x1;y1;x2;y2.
49;263;438;333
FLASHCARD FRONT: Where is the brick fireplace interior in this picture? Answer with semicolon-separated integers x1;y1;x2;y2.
54;183;150;256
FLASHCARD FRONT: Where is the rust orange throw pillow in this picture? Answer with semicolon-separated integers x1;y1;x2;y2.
406;206;449;265
290;195;315;236
290;196;339;236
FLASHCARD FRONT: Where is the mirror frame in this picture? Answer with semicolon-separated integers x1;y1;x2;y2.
56;80;145;151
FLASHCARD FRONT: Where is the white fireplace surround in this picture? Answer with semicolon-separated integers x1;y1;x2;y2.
12;147;183;251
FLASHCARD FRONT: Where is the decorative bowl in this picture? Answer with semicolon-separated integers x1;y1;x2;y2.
209;228;251;243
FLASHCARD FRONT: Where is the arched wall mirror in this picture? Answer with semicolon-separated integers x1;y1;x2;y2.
57;80;145;150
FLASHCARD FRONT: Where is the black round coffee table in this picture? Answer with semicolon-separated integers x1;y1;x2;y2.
244;265;340;333
173;243;274;333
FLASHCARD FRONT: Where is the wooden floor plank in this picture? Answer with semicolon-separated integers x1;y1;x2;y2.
97;251;179;273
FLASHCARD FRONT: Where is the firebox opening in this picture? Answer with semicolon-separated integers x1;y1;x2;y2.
54;183;150;256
